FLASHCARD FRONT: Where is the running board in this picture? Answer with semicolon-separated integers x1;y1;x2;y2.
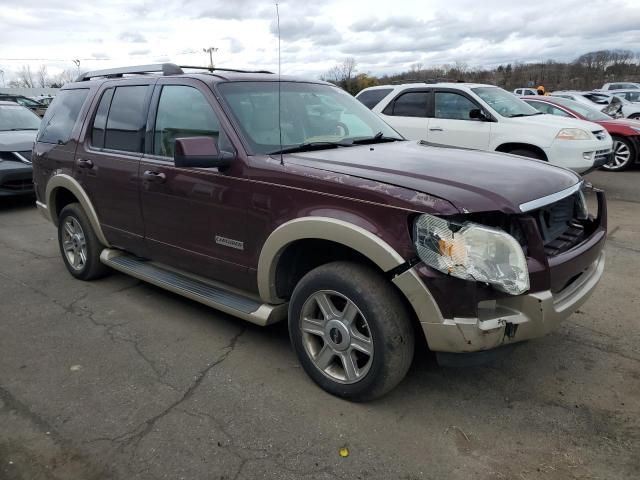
100;249;286;326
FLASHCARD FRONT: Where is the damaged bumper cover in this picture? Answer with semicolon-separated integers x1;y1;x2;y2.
400;251;605;353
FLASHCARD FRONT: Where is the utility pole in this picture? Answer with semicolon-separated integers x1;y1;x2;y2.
0;70;4;88
202;47;218;69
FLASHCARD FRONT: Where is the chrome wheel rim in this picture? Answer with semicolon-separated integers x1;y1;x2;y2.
62;217;87;271
300;290;373;384
605;140;631;170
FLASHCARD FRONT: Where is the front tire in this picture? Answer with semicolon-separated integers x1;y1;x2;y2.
288;261;414;401
58;203;110;280
603;136;635;171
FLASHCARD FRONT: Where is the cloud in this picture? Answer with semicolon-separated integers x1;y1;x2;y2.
120;31;147;43
129;49;151;56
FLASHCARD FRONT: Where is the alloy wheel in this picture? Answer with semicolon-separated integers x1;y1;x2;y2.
605;139;632;170
61;217;87;271
300;290;373;384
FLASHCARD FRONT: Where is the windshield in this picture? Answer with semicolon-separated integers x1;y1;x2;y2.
0;104;42;131
218;81;402;154
472;87;540;117
546;97;611;121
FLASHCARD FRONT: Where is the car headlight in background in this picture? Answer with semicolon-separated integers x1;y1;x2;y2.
556;128;591;140
413;214;529;295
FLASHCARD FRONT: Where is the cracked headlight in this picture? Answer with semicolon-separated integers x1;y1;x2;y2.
413;214;529;295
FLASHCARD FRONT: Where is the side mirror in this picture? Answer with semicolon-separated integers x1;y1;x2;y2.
174;137;233;169
469;108;489;121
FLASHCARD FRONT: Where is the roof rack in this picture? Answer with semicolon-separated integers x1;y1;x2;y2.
76;63;183;81
76;63;275;82
179;65;274;74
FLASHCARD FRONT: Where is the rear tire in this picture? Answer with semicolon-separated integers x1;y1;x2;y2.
288;261;414;401
603;136;634;171
507;148;544;160
58;203;110;280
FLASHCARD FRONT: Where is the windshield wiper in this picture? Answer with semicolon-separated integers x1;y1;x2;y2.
268;141;352;155
348;131;402;145
509;112;544;118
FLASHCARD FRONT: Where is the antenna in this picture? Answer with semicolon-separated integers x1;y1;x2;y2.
276;3;283;166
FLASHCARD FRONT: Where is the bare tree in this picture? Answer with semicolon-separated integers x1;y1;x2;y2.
52;69;76;87
14;65;35;88
324;58;358;94
37;65;49;88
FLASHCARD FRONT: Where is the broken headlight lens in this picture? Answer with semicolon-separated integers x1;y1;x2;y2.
413;214;529;295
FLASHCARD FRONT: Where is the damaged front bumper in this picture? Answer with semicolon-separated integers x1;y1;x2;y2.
416;251;604;353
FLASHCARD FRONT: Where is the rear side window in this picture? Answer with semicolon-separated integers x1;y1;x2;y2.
37;89;89;144
104;85;150;153
91;89;114;148
356;89;392;109
388;92;429;117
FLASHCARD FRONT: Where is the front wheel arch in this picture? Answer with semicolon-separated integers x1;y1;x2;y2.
495;143;548;161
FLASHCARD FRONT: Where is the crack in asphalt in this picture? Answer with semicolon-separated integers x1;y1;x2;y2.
0;238;58;261
89;327;247;459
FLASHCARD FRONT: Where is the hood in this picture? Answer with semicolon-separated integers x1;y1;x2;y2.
513;114;604;133
287;141;580;214
0;130;37;152
597;118;640;130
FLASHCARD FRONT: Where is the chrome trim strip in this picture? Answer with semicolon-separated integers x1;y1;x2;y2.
519;181;583;212
13;152;31;164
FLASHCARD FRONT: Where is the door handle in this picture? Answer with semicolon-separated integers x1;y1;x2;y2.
76;158;94;169
429;127;444;131
143;170;167;183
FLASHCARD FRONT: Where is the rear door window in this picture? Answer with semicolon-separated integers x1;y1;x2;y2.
356;89;392;109
104;85;150;153
91;89;114;148
37;89;89;144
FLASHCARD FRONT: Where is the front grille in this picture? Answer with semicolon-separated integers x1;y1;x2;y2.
1;179;33;191
592;130;607;141
533;194;586;256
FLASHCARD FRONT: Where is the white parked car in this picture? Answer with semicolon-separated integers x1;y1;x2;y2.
600;82;640;91
610;89;640;104
551;91;640;119
513;88;538;96
357;83;612;173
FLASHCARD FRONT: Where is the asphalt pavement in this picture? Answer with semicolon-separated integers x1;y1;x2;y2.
0;169;638;480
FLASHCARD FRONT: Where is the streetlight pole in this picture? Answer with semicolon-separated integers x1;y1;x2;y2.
202;47;218;70
0;70;4;88
73;59;81;73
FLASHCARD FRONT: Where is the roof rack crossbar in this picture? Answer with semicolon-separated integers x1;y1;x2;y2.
178;65;274;74
76;63;184;82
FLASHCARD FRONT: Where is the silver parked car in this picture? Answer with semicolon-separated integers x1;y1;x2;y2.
0;101;40;196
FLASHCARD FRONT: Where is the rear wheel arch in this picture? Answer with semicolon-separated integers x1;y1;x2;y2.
45;174;110;247
495;143;547;160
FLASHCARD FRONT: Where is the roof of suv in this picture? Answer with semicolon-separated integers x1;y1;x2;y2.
64;63;327;88
361;82;493;91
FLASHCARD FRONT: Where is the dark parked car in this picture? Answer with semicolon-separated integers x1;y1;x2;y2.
0;101;40;196
522;95;640;171
0;94;47;117
32;64;606;400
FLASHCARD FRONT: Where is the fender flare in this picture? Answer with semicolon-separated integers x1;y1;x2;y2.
257;216;406;303
45;174;110;247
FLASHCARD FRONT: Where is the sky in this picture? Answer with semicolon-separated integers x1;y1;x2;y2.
0;0;639;84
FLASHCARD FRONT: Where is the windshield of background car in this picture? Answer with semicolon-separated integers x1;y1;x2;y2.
218;81;402;154
546;97;611;121
472;87;539;117
0;104;41;131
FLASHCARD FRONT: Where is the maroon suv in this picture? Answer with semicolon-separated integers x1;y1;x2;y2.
32;64;606;400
